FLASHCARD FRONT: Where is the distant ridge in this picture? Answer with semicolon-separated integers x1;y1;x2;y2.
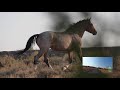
0;46;120;57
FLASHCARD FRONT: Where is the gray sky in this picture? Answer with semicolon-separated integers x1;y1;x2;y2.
0;12;53;51
0;12;120;51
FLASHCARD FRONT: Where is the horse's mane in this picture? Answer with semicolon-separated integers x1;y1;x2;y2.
64;19;89;33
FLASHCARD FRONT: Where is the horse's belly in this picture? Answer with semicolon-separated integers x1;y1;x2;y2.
51;40;71;51
51;45;68;51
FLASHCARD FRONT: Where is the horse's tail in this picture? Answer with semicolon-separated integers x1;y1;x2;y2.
18;34;39;54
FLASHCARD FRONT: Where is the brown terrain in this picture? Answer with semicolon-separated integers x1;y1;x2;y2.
0;47;120;78
83;66;112;74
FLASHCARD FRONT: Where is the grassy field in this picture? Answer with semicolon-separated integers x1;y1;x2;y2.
0;47;120;78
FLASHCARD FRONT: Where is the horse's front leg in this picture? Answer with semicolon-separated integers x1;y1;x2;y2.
63;51;73;71
76;47;83;65
74;46;83;73
80;48;83;66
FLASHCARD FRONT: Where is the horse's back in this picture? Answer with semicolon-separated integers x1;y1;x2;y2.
36;31;54;48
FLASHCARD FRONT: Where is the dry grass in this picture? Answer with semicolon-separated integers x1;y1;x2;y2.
0;47;120;78
0;50;83;78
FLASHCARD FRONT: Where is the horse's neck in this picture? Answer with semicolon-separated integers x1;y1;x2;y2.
64;24;86;38
63;30;85;38
78;30;85;38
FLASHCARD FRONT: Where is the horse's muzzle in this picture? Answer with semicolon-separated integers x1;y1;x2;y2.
93;32;97;35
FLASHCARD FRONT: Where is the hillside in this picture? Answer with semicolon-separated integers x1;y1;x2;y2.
0;47;120;78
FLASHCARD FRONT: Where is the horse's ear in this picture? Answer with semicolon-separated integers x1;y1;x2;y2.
89;17;91;20
86;17;91;21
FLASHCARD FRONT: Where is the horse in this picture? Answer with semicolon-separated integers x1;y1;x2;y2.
18;18;97;70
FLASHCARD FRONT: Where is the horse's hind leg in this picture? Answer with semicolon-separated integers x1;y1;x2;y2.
44;52;50;67
34;48;45;65
44;52;53;70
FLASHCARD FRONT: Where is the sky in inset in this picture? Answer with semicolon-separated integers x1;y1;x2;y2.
83;57;113;68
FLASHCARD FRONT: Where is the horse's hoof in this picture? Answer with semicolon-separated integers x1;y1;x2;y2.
34;61;40;65
62;65;70;71
63;66;67;71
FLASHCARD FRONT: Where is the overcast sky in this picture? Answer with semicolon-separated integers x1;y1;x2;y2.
0;12;120;51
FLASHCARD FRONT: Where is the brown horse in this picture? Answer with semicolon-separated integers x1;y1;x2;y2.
19;18;97;70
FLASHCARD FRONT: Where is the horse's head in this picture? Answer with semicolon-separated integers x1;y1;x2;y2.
85;18;97;35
